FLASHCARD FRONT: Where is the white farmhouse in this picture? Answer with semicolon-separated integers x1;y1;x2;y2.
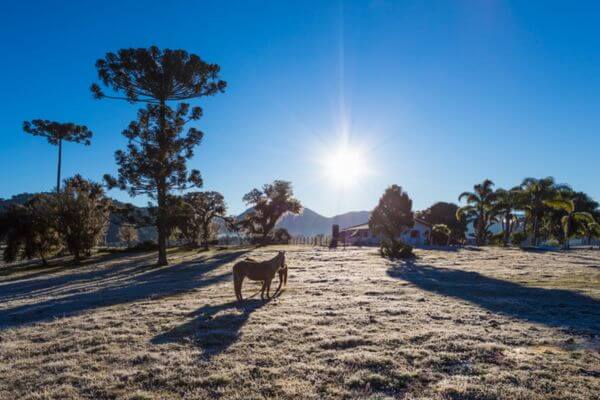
338;218;432;247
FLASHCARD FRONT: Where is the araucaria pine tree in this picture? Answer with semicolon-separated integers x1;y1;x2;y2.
22;120;93;192
92;46;226;265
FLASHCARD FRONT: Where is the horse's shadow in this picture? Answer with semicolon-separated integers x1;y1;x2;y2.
151;299;266;359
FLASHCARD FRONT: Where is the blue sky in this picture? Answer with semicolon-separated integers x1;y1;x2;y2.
1;1;599;216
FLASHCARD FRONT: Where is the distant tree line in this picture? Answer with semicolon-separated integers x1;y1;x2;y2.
366;176;600;259
455;177;600;248
0;46;303;266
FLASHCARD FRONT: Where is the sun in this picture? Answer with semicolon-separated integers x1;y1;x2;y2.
322;145;367;187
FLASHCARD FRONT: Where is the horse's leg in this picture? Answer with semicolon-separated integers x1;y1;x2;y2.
266;278;272;299
260;281;266;300
234;273;244;303
275;270;284;295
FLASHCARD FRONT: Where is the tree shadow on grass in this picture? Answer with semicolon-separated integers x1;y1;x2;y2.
151;299;265;359
387;261;600;334
0;250;251;329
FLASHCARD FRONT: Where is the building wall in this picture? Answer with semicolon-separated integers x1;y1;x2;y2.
339;221;431;247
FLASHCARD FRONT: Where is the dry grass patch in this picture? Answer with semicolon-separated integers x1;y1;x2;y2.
0;246;598;399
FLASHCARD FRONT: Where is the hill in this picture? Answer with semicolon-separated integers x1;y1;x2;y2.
276;208;370;236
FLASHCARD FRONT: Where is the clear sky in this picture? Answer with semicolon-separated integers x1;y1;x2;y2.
1;1;599;217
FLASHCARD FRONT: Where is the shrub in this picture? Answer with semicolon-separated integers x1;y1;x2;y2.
431;224;451;245
510;231;527;246
130;240;159;252
380;239;414;259
55;175;112;262
0;195;61;265
271;228;291;244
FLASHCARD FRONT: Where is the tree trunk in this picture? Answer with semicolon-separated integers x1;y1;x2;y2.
156;101;169;266
502;213;510;247
202;224;209;251
532;215;539;246
156;186;168;266
56;139;62;193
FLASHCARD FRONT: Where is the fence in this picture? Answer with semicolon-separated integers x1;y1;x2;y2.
290;235;332;247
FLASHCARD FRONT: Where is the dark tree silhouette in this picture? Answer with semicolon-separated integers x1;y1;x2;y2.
55;175;112;262
519;177;568;246
103;104;204;262
22;120;93;192
271;227;292;244
92;46;226;265
416;202;467;244
493;187;522;247
457;179;497;245
0;195;61;265
177;191;227;249
369;185;415;258
241;180;302;244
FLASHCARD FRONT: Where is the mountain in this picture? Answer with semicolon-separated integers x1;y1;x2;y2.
275;208;370;236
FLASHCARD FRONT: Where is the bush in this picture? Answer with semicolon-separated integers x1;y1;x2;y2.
431;224;451;245
380;240;414;259
129;240;159;252
489;232;504;246
0;195;61;265
55;175;112;262
511;231;527;246
271;228;291;244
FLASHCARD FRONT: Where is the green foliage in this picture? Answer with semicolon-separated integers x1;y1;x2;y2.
493;187;522;246
55;175;112;262
241;180;302;243
0;195;61;265
175;191;227;249
118;224;139;247
91;46;226;102
370;185;415;259
510;231;527;246
23;120;92;146
271;227;291;244
457;179;497;245
519;176;570;246
578;220;600;245
546;198;595;248
93;46;226;266
379;239;414;259
431;224;451;245
369;185;414;239
417;202;467;243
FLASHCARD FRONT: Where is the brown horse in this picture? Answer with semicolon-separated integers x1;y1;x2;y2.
233;251;286;303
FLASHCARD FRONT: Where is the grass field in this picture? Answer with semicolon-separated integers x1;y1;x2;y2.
0;246;598;399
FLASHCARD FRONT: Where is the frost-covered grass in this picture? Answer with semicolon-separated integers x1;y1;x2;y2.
0;245;598;399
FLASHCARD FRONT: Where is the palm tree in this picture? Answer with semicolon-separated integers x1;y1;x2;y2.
457;179;497;245
545;199;595;249
23;120;93;192
519;177;568;246
579;220;600;247
494;187;522;246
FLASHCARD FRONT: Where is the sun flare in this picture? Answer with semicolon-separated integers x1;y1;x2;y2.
322;145;367;187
